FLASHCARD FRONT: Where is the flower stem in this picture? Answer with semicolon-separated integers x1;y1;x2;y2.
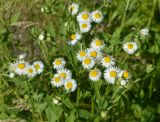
91;96;94;118
121;54;128;65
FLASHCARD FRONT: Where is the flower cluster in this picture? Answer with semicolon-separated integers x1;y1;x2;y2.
9;54;44;78
76;38;131;85
68;3;104;46
52;58;77;92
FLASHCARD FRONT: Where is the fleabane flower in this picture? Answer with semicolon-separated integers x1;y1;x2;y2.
38;33;45;40
68;33;81;46
76;50;87;61
104;67;120;84
51;74;64;87
18;53;26;60
101;56;115;68
77;11;91;22
89;68;101;81
82;56;95;69
33;61;44;74
91;10;103;23
9;62;17;72
140;28;149;36
87;48;102;61
120;79;128;86
69;3;79;15
25;65;37;78
79;22;91;33
123;42;138;54
15;60;29;75
64;79;77;92
57;68;72;80
119;70;131;80
53;58;66;70
9;72;15;78
90;38;104;50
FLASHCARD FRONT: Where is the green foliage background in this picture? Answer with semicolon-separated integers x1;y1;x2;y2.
0;0;160;121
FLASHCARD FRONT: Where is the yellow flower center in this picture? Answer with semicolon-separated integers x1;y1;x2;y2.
81;23;87;29
90;70;98;77
95;40;102;46
123;71;129;78
84;58;91;65
94;13;101;19
104;56;111;63
54;77;61;83
28;68;33;74
55;59;62;65
60;73;67;79
34;64;40;70
127;44;133;49
18;63;26;69
110;71;117;78
90;51;97;57
79;51;86;57
82;13;89;20
66;82;73;89
70;34;76;40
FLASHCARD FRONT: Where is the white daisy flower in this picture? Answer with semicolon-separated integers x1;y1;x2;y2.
119;70;131;80
51;74;64;87
64;79;77;92
15;60;29;75
140;28;149;36
9;72;15;78
79;22;91;33
57;68;72;80
89;68;101;81
33;61;44;74
77;11;91;22
25;65;37;78
18;53;26;60
69;3;79;15
82;57;95;69
101;56;115;68
68;33;81;46
123;42;138;54
104;67;120;84
120;79;128;86
91;10;103;23
53;58;66;70
76;50;87;61
90;38;104;50
87;48;102;61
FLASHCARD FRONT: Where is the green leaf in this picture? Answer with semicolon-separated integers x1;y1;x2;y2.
110;27;121;45
10;12;20;24
146;64;155;73
79;109;91;119
63;97;75;110
65;111;76;122
45;97;63;122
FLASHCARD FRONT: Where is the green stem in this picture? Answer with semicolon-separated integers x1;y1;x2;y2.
147;0;156;27
91;96;94;118
93;82;101;100
26;80;36;121
38;40;48;64
76;88;80;118
121;54;128;65
121;0;130;28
